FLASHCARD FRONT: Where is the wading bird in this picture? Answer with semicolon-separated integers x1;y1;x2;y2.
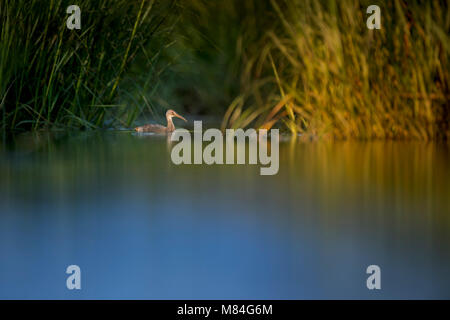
135;109;187;133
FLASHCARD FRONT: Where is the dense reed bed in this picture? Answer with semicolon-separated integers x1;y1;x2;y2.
220;0;449;139
1;0;448;139
0;0;174;130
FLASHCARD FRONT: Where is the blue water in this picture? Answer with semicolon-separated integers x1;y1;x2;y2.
0;132;449;299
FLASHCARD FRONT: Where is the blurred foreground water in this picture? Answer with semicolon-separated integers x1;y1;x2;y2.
0;131;449;299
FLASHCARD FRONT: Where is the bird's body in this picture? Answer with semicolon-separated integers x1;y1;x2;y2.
135;123;169;133
135;109;187;133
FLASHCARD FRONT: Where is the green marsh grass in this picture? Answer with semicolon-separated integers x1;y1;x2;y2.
0;0;175;130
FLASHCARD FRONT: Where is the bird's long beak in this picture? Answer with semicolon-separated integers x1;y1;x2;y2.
173;112;187;122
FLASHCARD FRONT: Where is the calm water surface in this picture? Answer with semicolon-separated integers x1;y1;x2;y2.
0;132;449;299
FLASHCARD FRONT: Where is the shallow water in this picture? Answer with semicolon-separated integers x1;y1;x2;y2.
0;131;449;299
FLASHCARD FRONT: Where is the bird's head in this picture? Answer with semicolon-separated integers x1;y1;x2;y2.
166;109;187;122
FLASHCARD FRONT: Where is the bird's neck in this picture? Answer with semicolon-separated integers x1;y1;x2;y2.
166;117;175;131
